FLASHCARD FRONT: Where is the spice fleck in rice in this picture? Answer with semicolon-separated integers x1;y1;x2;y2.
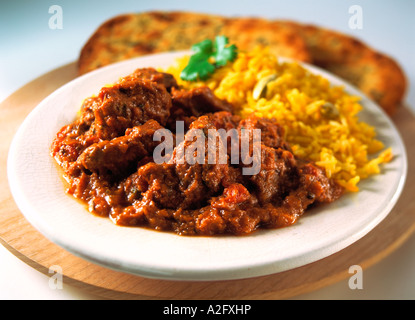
166;46;392;192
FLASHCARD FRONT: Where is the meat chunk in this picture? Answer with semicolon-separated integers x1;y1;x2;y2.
75;120;164;178
134;162;184;209
92;79;172;140
171;86;233;117
51;96;102;168
234;116;299;204
238;115;291;150
158;114;231;208
248;146;298;205
166;87;234;133
209;111;241;131
120;67;178;92
297;162;344;203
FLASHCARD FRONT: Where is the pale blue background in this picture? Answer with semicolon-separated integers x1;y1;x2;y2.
1;0;414;300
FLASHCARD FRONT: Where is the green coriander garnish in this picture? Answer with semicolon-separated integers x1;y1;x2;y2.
180;36;238;81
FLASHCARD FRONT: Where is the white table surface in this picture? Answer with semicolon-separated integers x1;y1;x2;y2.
1;0;414;300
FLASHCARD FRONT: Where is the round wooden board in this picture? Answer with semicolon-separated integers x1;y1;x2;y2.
1;62;414;300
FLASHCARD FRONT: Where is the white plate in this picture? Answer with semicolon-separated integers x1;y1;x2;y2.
7;51;407;281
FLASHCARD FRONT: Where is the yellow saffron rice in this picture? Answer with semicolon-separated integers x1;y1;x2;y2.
165;47;393;192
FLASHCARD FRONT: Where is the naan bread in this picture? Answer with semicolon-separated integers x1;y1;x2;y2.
78;11;311;74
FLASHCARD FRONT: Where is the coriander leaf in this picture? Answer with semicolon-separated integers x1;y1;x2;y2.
180;36;238;81
180;52;215;81
213;36;238;67
192;39;213;54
